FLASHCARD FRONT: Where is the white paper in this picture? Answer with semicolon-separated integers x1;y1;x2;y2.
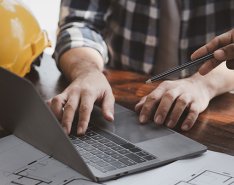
105;150;234;185
1;135;234;185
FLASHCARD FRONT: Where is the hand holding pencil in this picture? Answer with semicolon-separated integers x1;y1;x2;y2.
146;29;234;84
192;29;234;75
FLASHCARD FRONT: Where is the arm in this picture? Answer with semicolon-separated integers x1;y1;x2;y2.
136;62;234;131
48;0;114;135
191;29;234;75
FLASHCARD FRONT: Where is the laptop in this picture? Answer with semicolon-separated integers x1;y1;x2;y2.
0;67;207;182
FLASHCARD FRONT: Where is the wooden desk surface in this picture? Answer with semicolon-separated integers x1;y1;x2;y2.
1;54;234;155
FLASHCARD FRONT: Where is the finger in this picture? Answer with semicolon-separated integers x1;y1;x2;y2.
102;89;115;121
199;44;234;75
61;94;79;134
139;95;160;124
217;43;234;61
198;58;221;75
50;94;67;121
191;30;233;60
226;59;234;69
166;94;191;128
77;93;95;135
135;96;147;113
181;103;200;131
139;88;165;124
154;89;180;125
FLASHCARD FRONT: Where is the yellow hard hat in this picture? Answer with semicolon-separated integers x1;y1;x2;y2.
0;0;51;77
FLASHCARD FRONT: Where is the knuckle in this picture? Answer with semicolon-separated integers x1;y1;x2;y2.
142;104;152;113
51;96;63;105
64;103;75;112
164;91;176;101
177;95;190;106
79;104;90;114
160;80;172;87
189;107;199;116
146;94;158;102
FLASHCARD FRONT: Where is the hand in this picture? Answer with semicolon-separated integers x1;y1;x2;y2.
47;48;115;135
191;29;234;75
135;74;212;131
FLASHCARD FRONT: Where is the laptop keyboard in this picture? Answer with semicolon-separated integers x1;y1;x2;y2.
70;126;156;173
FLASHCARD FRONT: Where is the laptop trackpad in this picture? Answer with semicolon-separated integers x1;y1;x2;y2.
91;107;173;144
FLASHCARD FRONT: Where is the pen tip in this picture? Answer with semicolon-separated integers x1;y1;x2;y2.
145;79;152;84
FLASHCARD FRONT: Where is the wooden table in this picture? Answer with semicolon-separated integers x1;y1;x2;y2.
1;54;234;155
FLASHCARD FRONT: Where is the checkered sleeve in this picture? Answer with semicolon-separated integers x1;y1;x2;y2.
53;0;111;66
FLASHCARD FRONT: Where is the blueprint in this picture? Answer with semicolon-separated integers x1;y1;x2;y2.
106;149;234;185
1;135;234;185
0;135;98;185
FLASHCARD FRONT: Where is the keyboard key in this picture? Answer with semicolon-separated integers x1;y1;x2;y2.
98;138;110;144
143;155;157;161
129;147;142;153
118;149;130;155
85;139;98;145
89;156;102;163
95;161;110;167
120;143;135;149
96;153;110;159
86;131;97;137
98;146;110;152
110;161;127;169
91;143;105;149
79;136;91;141
104;142;117;148
102;149;116;155
76;143;89;148
103;165;116;171
103;157;117;163
83;146;96;152
136;151;150;157
90;150;102;155
119;158;136;166
111;153;123;160
111;145;124;151
125;153;146;163
92;134;105;140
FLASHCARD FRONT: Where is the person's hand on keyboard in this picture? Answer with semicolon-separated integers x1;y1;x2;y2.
47;48;115;135
191;29;234;75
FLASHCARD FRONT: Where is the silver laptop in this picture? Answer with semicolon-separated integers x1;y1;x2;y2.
0;67;207;182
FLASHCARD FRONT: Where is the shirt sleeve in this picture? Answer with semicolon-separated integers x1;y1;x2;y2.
53;0;111;67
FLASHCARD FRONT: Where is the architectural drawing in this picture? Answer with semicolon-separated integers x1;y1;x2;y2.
175;170;234;185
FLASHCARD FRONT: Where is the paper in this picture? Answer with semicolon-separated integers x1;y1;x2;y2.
0;135;98;185
105;150;234;185
1;135;234;185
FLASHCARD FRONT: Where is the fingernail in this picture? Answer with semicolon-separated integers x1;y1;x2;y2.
107;111;114;121
77;127;83;135
167;120;174;128
182;124;189;131
139;115;146;123
155;115;162;124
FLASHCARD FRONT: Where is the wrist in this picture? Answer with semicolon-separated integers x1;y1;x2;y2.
188;72;216;100
59;47;105;81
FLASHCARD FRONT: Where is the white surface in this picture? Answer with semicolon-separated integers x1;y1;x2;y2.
0;135;98;185
106;151;234;185
1;135;234;185
21;0;60;55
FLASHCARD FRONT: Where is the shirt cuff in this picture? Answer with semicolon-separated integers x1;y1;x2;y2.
53;24;108;68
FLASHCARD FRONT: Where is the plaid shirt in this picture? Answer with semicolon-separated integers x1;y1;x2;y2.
54;0;234;75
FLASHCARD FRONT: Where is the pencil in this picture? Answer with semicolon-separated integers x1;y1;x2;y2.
145;53;214;84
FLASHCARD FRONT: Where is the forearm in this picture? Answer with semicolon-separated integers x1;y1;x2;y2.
59;47;105;82
191;62;234;99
